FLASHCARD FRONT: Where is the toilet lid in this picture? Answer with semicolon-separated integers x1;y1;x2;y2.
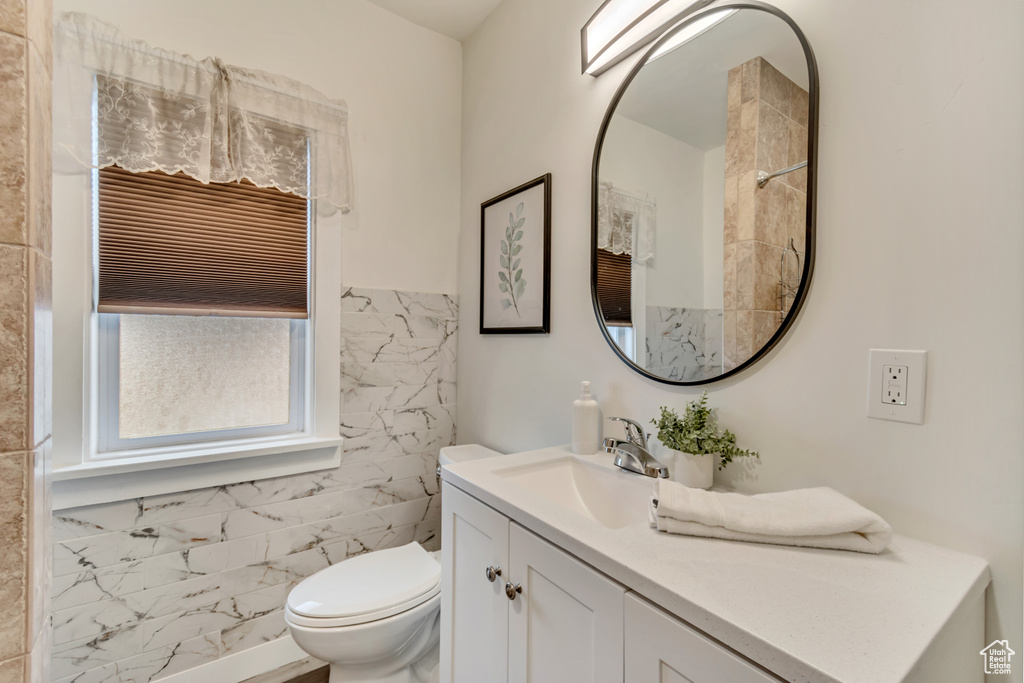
287;543;441;619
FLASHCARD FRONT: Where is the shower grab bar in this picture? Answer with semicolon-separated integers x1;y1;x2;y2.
757;161;808;188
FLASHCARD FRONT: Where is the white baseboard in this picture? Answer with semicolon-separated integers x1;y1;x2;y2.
159;635;309;683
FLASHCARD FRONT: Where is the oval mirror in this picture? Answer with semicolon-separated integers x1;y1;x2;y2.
591;3;817;384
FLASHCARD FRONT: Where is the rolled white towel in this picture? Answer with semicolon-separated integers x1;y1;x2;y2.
650;480;892;554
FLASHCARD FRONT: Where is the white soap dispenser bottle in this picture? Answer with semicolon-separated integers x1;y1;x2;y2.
572;381;600;455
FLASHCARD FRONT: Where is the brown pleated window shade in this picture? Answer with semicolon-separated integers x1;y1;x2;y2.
97;166;310;318
596;248;632;326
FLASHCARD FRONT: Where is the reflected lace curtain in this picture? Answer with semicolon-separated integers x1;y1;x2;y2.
54;13;353;214
596;181;655;264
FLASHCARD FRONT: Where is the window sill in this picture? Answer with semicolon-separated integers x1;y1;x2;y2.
53;435;343;510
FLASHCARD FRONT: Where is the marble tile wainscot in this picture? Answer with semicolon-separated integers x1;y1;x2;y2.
644;306;723;381
49;287;457;683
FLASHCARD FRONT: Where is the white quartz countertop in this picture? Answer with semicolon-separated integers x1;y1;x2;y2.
441;445;990;683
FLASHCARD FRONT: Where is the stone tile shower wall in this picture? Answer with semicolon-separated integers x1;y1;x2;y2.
0;0;53;680
50;287;456;682
723;57;809;372
644;306;723;381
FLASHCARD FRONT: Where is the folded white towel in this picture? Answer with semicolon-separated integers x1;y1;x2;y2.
650;480;892;554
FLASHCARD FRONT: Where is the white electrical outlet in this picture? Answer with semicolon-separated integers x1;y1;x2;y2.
868;350;927;424
882;365;908;406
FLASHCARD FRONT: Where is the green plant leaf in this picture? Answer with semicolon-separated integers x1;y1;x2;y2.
514;229;524;240
512;258;521;270
514;269;522;282
506;225;512;240
649;391;759;469
509;211;514;226
500;241;508;255
512;244;523;255
501;299;512;309
498;271;508;282
514;280;526;299
516;202;524;217
498;282;508;293
515;218;525;229
500;255;509;269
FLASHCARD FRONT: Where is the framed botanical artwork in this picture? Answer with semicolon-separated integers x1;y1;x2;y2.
479;174;552;334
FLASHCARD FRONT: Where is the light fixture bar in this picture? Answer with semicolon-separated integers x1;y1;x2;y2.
647;8;737;62
581;0;715;76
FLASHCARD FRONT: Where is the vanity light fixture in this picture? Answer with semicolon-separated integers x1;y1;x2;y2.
646;8;737;61
581;0;717;76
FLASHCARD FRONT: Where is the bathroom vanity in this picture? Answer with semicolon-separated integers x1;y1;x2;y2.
439;446;989;683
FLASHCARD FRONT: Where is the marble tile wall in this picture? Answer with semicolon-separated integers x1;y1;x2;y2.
0;0;53;680
644;306;723;381
723;56;808;371
49;287;456;682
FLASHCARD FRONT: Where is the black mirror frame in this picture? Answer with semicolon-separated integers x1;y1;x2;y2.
590;0;819;386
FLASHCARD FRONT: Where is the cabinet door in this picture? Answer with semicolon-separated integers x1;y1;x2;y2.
624;593;780;683
507;523;625;683
440;483;510;683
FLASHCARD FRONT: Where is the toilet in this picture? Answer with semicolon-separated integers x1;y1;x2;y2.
285;444;503;683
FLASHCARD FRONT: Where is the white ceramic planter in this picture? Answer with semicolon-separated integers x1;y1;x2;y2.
655;441;714;489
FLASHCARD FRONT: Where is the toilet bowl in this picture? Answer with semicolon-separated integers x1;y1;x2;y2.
285;542;442;683
285;444;504;683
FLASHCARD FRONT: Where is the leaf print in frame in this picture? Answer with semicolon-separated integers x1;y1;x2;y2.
499;202;527;314
479;174;551;334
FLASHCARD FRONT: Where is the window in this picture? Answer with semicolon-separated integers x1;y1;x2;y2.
93;166;311;456
595;182;654;366
596;247;633;326
51;15;350;505
597;247;638;362
99;314;304;450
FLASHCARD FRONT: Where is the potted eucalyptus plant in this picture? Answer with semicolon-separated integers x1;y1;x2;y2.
650;391;759;489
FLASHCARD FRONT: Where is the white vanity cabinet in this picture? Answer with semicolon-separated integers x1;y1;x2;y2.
441;482;777;683
440;480;510;683
625;594;778;683
508;521;625;683
441;483;626;683
440;446;991;683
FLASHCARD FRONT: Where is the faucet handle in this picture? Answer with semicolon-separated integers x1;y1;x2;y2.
608;417;649;450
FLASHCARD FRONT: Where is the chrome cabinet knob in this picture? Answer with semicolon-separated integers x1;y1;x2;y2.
505;582;522;600
485;565;502;582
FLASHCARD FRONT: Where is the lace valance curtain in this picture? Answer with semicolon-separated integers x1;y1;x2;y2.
53;13;353;214
596;181;655;264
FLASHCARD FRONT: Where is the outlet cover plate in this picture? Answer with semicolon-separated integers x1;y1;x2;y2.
868;349;927;424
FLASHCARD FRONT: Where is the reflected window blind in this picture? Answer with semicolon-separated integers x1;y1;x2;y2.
97;165;310;318
596;248;632;326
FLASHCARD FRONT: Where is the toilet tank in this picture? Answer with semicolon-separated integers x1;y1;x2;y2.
438;444;504;470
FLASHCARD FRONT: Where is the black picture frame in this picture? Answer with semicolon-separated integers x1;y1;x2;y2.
480;174;552;334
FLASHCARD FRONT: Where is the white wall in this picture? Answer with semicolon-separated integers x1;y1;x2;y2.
600;114;705;308
458;0;1023;671
53;0;463;295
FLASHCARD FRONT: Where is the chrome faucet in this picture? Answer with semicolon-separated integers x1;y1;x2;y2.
604;417;669;478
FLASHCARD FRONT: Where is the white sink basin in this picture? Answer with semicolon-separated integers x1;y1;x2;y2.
494;457;654;529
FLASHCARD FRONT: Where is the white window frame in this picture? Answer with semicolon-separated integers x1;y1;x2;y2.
95;314;308;456
52;143;342;511
606;324;636;362
631;257;647;367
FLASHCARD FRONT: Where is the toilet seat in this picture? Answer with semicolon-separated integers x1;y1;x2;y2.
285;582;440;628
285;542;441;629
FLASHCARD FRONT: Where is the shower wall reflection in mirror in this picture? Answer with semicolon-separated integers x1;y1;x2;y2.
594;6;816;384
